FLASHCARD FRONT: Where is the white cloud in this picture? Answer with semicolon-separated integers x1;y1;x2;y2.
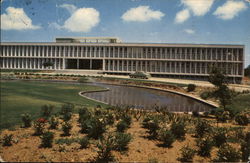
59;4;77;14
1;7;40;30
121;6;165;22
213;1;247;20
181;0;214;16
63;8;100;32
184;29;195;34
175;9;190;23
48;22;63;30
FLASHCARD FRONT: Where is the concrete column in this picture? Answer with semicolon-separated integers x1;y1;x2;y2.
102;59;105;70
63;59;65;69
15;46;18;56
121;60;124;71
76;46;79;57
10;46;13;57
118;60;120;71
77;59;79;69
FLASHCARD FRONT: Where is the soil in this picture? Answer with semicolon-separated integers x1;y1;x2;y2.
0;114;249;162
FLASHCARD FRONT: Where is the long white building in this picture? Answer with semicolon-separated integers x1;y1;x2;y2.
0;37;245;83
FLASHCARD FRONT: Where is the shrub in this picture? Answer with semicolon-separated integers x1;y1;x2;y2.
195;119;211;138
21;113;32;128
187;84;196;92
215;144;241;162
212;127;227;147
33;118;47;136
60;103;74;115
40;104;54;117
61;121;72;136
116;120;129;133
196;137;213;157
78;107;91;123
79;119;90;134
104;113;115;126
192;110;200;117
87;117;106;139
113;132;132;151
158;129;175;147
200;91;211;100
40;131;54;148
241;132;250;161
142;116;160;139
62;112;72;122
95;134;116;162
147;120;160;139
79;136;89;149
121;114;132;127
49;116;59;129
170;121;186;140
2;134;13;146
235;113;249;125
142;116;151;129
177;145;196;162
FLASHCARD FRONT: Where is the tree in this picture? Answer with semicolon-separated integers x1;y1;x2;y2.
209;66;228;87
209;66;232;109
244;64;250;77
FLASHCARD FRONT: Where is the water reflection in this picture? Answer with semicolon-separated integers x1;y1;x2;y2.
84;83;214;112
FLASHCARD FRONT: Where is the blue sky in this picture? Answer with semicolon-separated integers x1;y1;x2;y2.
1;0;250;67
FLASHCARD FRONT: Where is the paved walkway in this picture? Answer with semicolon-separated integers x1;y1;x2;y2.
51;70;250;91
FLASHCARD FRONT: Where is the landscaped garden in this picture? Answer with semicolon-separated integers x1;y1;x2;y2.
0;104;249;162
0;67;250;162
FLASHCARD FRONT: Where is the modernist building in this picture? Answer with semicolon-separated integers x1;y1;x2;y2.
0;37;244;83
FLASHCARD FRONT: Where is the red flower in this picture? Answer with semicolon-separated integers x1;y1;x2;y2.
37;118;47;123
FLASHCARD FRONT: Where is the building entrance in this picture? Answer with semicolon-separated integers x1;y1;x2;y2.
66;59;102;70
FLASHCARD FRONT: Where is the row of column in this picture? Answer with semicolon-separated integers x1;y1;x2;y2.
1;45;243;61
104;60;241;75
1;58;63;70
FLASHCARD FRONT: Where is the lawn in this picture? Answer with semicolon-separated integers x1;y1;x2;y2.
228;93;250;113
0;80;106;130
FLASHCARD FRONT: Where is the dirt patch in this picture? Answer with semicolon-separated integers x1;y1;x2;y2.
0;113;249;162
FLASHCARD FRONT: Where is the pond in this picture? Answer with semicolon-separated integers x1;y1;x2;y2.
84;83;215;112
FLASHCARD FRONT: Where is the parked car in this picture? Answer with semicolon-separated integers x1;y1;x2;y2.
129;71;150;79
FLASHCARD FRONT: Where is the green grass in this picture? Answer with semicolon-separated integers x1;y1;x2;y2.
0;80;106;130
228;93;250;113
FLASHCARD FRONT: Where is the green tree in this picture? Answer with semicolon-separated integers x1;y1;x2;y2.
209;66;232;109
244;64;250;77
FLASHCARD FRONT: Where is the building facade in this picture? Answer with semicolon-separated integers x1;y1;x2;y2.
0;37;245;83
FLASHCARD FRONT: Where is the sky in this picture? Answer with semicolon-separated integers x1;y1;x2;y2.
1;0;250;67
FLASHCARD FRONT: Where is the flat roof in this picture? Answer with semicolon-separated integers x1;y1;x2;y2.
1;42;244;48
